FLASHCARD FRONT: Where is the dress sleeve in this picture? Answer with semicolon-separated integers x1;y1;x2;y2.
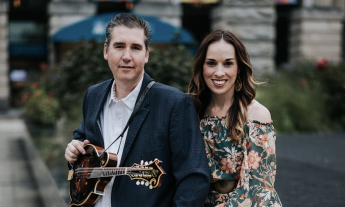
220;121;282;207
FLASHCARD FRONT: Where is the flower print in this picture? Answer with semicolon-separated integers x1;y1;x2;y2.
248;150;261;170
259;133;268;144
217;203;226;207
221;118;229;127
242;198;252;207
273;203;282;207
266;133;276;154
220;157;237;174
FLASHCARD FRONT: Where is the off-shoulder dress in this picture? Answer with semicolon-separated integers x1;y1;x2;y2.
201;113;282;207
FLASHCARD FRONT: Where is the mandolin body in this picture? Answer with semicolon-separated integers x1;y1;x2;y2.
69;144;118;207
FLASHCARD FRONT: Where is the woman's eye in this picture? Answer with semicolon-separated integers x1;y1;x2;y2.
207;62;216;66
224;62;233;66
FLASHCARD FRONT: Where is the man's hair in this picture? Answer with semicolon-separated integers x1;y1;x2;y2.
105;13;151;50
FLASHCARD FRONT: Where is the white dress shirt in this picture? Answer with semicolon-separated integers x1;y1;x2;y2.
95;75;143;207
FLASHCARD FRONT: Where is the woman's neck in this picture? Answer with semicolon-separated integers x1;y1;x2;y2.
206;90;234;116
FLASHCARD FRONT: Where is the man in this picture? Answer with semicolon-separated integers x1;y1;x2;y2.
64;13;210;207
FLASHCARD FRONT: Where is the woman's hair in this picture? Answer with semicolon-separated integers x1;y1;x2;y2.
188;30;259;143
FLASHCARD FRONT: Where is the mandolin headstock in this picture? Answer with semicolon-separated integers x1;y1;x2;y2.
128;159;166;189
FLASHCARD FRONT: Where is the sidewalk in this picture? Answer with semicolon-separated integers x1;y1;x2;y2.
0;119;43;206
0;118;67;207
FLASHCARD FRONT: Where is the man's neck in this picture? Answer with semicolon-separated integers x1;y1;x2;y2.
114;75;143;100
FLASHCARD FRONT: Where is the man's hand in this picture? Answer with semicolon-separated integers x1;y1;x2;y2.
65;140;90;163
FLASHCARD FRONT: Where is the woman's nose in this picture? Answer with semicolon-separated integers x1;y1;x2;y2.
214;66;225;77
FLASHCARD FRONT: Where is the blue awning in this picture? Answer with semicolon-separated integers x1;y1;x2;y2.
52;12;194;44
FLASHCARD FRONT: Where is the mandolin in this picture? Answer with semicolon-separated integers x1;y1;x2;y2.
68;144;166;207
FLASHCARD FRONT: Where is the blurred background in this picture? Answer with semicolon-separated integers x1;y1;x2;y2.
0;0;344;206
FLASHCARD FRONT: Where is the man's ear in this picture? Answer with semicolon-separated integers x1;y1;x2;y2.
104;44;108;60
145;47;150;63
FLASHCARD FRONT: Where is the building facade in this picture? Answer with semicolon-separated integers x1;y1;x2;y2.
0;0;344;111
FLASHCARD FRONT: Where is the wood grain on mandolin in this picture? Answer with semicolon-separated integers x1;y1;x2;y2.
68;144;166;207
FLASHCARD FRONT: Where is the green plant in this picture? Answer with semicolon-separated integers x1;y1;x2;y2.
256;60;345;133
23;83;61;126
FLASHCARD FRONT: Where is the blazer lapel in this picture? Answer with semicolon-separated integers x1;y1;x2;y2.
120;73;153;166
92;79;113;148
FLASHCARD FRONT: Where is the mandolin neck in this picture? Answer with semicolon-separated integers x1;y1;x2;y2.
87;167;139;179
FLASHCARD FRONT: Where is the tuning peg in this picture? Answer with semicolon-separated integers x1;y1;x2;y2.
140;160;144;165
149;185;153;189
145;182;149;186
145;161;148;165
136;181;140;185
149;161;153;164
141;181;144;185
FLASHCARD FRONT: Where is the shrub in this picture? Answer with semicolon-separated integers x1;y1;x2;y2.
256;60;345;133
23;82;61;126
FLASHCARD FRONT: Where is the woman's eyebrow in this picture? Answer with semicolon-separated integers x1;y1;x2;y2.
225;58;235;61
206;58;216;61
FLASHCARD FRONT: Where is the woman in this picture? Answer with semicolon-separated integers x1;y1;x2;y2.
188;30;282;207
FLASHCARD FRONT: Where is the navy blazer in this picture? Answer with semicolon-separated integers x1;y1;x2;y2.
73;72;210;207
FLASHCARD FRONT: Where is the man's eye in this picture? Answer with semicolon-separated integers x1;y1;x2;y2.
115;45;124;48
133;47;141;50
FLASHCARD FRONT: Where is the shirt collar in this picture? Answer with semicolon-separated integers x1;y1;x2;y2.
108;75;144;111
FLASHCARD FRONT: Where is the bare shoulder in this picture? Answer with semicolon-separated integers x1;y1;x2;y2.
247;100;272;123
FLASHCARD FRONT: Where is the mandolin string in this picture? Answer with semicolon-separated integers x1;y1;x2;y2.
74;167;146;173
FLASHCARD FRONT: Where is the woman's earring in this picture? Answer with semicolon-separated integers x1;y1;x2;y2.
235;77;242;92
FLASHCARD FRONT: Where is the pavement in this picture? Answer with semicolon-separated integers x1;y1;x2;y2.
0;112;67;207
275;133;345;206
0;118;43;207
0;110;344;207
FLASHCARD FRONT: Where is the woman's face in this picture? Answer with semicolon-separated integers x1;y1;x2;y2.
203;39;238;97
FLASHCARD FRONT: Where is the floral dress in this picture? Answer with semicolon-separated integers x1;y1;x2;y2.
201;115;282;207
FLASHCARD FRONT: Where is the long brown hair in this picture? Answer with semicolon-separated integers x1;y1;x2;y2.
188;30;258;143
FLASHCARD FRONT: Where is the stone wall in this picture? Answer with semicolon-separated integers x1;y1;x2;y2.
48;0;97;64
289;8;342;63
133;0;182;27
0;1;8;111
211;0;276;74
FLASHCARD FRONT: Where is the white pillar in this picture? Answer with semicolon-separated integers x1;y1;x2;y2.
289;8;343;63
211;0;276;74
48;0;97;64
133;0;182;27
0;1;9;111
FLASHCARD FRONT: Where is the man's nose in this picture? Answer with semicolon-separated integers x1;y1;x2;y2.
122;48;132;62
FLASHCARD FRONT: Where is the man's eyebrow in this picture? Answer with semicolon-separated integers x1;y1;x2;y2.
113;42;124;46
132;43;143;48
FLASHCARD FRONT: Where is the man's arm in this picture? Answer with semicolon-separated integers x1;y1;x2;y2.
169;94;210;207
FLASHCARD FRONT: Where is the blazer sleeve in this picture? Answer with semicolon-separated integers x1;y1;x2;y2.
72;88;89;142
169;94;210;207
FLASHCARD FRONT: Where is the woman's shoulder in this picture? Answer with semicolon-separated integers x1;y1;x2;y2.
247;99;272;123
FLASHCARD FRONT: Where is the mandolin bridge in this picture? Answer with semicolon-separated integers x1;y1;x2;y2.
68;170;74;181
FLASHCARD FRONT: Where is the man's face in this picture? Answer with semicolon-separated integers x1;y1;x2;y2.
104;26;149;86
